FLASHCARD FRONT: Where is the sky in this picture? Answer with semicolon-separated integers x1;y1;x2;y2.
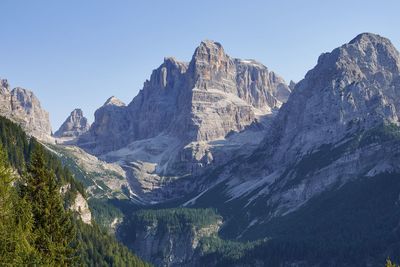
1;0;399;130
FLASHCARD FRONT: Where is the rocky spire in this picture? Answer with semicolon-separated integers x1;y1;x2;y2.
0;79;9;91
188;40;236;91
54;108;90;138
289;80;296;91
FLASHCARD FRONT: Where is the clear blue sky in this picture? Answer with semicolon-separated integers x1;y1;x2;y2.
1;0;399;130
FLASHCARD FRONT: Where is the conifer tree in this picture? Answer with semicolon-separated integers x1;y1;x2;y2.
22;145;77;265
0;145;34;264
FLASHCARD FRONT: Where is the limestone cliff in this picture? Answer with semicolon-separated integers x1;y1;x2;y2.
0;79;52;141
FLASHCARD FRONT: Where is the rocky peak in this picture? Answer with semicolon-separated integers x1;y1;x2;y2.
54;108;90;138
188;40;236;91
289;80;296;91
193;40;226;62
310;33;400;89
143;57;188;90
263;33;400;166
80;40;291;157
163;56;188;71
0;79;9;91
223;34;400;226
72;108;84;117
0;79;52;141
234;59;291;110
103;96;125;107
79;96;129;153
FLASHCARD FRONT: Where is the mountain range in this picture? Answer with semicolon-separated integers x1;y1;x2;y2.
1;32;400;266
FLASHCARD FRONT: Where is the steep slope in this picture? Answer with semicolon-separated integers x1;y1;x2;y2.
187;33;400;242
0;115;150;266
54;108;90;138
0;78;52;141
51;144;132;200
119;208;222;267
79;41;290;154
266;32;400;165
77;40;290;203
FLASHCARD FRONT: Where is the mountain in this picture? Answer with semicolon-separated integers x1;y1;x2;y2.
3;33;400;266
0;115;150;266
77;40;291;203
80;40;290;153
191;32;400;219
54;108;90;138
180;33;400;265
0;78;52;141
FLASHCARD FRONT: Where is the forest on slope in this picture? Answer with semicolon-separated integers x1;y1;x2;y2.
0;115;151;266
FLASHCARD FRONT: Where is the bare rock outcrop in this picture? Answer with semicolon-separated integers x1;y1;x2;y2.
79;40;290;155
54;108;90;138
0;79;52;141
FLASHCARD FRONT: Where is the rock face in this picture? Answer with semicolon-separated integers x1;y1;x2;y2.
54;108;90;138
79;40;290;154
0;79;52;141
265;32;400;166
77;41;290;202
129;221;220;267
60;184;92;224
120;210;222;267
70;192;92;224
187;33;400;239
80;97;129;153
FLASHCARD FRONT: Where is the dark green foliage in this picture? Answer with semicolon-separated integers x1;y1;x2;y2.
132;208;220;233
0;116;149;266
199;236;262;264
20;145;77;265
88;198;123;231
77;220;152;267
118;207;222;251
0;116;29;169
192;123;400;266
0;145;37;265
0;116;85;199
28;138;86;201
201;173;400;266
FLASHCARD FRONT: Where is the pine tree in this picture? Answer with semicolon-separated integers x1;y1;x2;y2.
0;145;35;264
22;145;77;265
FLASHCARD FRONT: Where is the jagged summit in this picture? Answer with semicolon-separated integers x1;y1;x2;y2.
314;32;399;80
262;32;400;169
349;32;391;45
0;79;52;141
54;108;90;138
181;34;400;245
79;39;291;176
73;108;84;116
103;96;125;107
163;56;186;65
197;39;224;52
0;79;9;91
